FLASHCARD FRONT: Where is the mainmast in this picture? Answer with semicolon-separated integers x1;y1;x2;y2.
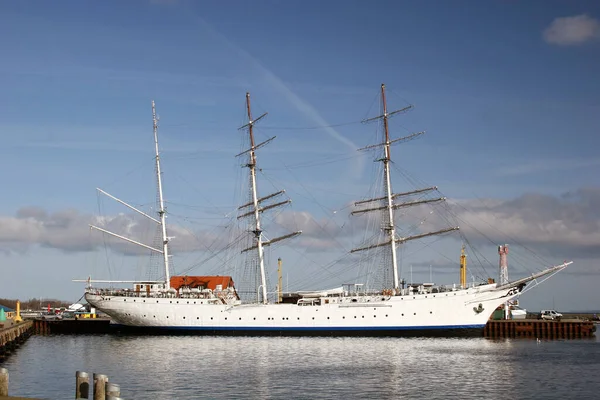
351;84;459;293
381;85;400;290
237;93;301;304
90;100;172;288
153;101;171;288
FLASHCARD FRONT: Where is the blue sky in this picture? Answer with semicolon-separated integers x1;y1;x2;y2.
1;0;599;311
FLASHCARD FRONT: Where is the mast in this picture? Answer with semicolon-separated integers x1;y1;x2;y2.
380;84;400;290
89;101;173;288
153;101;171;288
237;93;301;304
246;93;267;304
352;84;459;293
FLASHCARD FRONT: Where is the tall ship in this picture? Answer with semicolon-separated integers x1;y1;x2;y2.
83;86;571;336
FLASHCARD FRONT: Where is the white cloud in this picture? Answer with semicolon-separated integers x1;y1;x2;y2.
446;188;600;259
3;187;600;265
543;14;600;46
0;207;224;256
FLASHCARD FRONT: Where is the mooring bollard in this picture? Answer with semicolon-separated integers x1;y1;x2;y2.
93;373;108;400
105;382;120;397
76;371;90;399
0;367;8;397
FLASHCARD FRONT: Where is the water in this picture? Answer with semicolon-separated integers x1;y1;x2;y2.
2;334;599;399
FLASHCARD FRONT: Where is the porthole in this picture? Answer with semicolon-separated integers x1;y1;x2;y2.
183;317;186;319
166;316;169;319
327;317;330;320
430;311;432;314
414;313;416;315
402;313;404;316
143;300;145;303
197;317;199;320
225;317;227;320
239;318;242;320
124;299;126;302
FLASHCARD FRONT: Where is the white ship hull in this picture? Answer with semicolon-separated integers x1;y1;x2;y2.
85;284;519;336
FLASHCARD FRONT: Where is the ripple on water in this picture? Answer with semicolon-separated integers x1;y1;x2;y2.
1;335;599;399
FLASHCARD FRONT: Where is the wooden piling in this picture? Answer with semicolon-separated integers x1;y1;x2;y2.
93;373;108;400
105;382;120;398
76;371;90;399
0;367;8;397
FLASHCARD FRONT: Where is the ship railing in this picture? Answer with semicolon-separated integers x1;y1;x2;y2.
86;287;222;300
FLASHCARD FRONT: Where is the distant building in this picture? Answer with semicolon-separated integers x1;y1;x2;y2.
0;304;15;319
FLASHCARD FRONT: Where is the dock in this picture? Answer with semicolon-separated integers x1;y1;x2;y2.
32;318;112;335
0;321;33;361
483;319;596;339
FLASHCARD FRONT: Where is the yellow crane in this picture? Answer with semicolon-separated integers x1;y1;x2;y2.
460;244;467;288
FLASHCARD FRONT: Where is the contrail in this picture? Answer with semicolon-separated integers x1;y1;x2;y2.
195;17;358;152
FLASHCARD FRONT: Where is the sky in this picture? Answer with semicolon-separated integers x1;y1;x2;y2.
1;0;599;311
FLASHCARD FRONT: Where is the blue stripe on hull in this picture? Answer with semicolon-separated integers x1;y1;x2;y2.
109;324;486;337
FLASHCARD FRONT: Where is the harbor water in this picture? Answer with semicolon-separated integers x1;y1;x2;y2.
1;334;599;399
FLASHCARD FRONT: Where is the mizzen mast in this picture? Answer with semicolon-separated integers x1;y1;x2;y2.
89;100;172;289
352;84;459;293
152;101;171;289
237;92;301;304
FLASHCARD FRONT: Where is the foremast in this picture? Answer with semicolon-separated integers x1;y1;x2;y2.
351;84;459;294
152;101;171;288
89;100;172;289
237;93;301;304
